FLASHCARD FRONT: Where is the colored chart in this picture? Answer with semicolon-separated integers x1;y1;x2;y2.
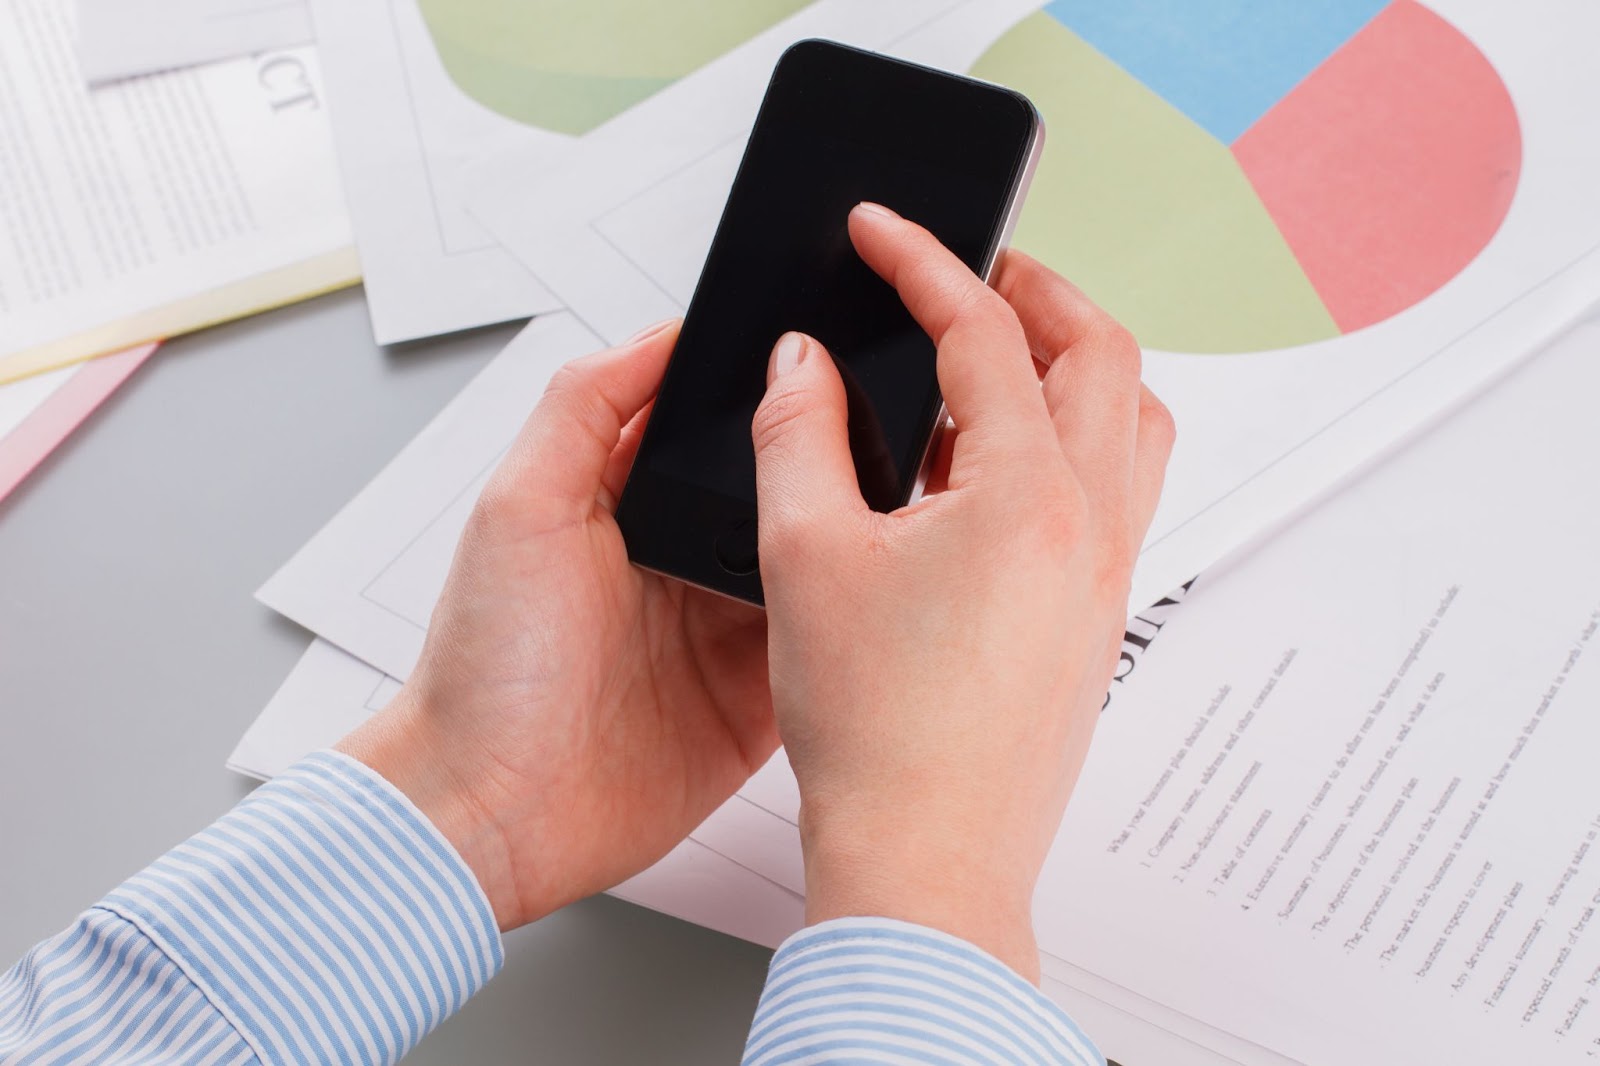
971;0;1521;354
417;0;809;136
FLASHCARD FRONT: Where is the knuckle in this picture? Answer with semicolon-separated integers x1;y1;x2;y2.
1142;392;1177;446
750;385;815;451
1091;320;1143;373
543;360;590;402
760;502;833;569
950;281;1016;332
469;470;520;532
1040;356;1079;406
541;362;608;430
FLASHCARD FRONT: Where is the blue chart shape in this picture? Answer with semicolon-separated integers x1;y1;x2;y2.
1043;0;1391;143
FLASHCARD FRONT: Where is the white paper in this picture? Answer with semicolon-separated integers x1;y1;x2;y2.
76;0;314;83
303;0;568;344
1026;312;1600;1065
1;1;350;362
468;0;1600;620
227;638;401;781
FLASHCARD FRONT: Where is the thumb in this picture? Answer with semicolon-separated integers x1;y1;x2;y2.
752;332;866;540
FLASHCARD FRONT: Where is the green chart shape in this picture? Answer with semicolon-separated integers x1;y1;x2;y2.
419;0;810;136
972;12;1340;354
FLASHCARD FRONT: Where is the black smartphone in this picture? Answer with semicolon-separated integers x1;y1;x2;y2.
614;39;1043;605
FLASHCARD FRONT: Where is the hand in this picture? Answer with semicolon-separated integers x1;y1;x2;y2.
752;203;1174;980
338;320;778;931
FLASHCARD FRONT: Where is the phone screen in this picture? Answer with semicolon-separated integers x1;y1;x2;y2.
617;40;1038;601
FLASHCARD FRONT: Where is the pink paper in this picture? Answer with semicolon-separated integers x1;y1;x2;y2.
0;345;158;503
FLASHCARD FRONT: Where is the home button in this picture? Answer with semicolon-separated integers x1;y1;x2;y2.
714;518;760;576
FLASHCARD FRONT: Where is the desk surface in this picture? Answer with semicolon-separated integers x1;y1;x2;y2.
0;289;772;1063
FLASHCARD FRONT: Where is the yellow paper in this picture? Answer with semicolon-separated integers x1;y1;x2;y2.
0;249;361;386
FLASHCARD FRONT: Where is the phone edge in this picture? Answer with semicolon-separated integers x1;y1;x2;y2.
910;111;1047;505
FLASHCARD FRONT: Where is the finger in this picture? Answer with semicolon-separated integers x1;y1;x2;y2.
599;398;654;511
516;319;679;518
752;332;867;550
995;252;1143;502
1129;385;1177;552
848;204;1051;459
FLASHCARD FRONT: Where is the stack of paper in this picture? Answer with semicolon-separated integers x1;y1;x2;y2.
2;0;356;385
223;1;1600;1063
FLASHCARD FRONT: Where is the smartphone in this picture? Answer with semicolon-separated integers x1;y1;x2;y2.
615;39;1043;605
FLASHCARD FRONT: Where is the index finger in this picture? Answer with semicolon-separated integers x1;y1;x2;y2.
847;203;1052;452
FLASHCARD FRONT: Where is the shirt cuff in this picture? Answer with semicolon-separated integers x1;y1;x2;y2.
100;750;503;1066
743;917;1104;1066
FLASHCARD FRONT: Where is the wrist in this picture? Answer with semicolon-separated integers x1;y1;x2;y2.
335;690;523;931
799;803;1042;983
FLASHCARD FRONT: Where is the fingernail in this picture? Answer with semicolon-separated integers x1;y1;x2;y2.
626;317;679;344
853;201;900;221
770;332;808;384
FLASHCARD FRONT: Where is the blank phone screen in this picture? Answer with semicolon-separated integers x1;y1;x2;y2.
636;42;1036;513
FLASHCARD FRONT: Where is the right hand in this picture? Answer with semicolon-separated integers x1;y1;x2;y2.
752;202;1174;981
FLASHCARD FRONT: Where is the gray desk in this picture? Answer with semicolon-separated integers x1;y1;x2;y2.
0;289;772;1063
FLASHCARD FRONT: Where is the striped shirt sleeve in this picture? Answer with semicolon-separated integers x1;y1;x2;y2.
0;750;503;1065
742;918;1104;1066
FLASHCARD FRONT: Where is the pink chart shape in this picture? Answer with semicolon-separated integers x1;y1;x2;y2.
1231;0;1522;334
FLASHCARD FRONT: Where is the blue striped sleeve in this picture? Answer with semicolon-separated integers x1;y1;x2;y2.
742;918;1104;1066
0;751;503;1065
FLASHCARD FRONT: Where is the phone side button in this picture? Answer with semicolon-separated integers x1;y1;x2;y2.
713;518;760;576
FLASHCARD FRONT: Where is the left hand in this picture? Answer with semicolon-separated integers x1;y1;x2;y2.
337;319;778;931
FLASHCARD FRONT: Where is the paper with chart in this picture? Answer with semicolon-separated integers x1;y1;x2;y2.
468;0;1600;618
0;0;354;384
307;0;823;344
229;641;1257;1066
76;0;314;83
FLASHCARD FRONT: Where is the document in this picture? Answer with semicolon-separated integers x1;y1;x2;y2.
0;0;355;383
305;0;826;344
653;307;1600;1064
0;344;155;501
77;0;314;83
468;0;1600;618
1026;311;1600;1065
